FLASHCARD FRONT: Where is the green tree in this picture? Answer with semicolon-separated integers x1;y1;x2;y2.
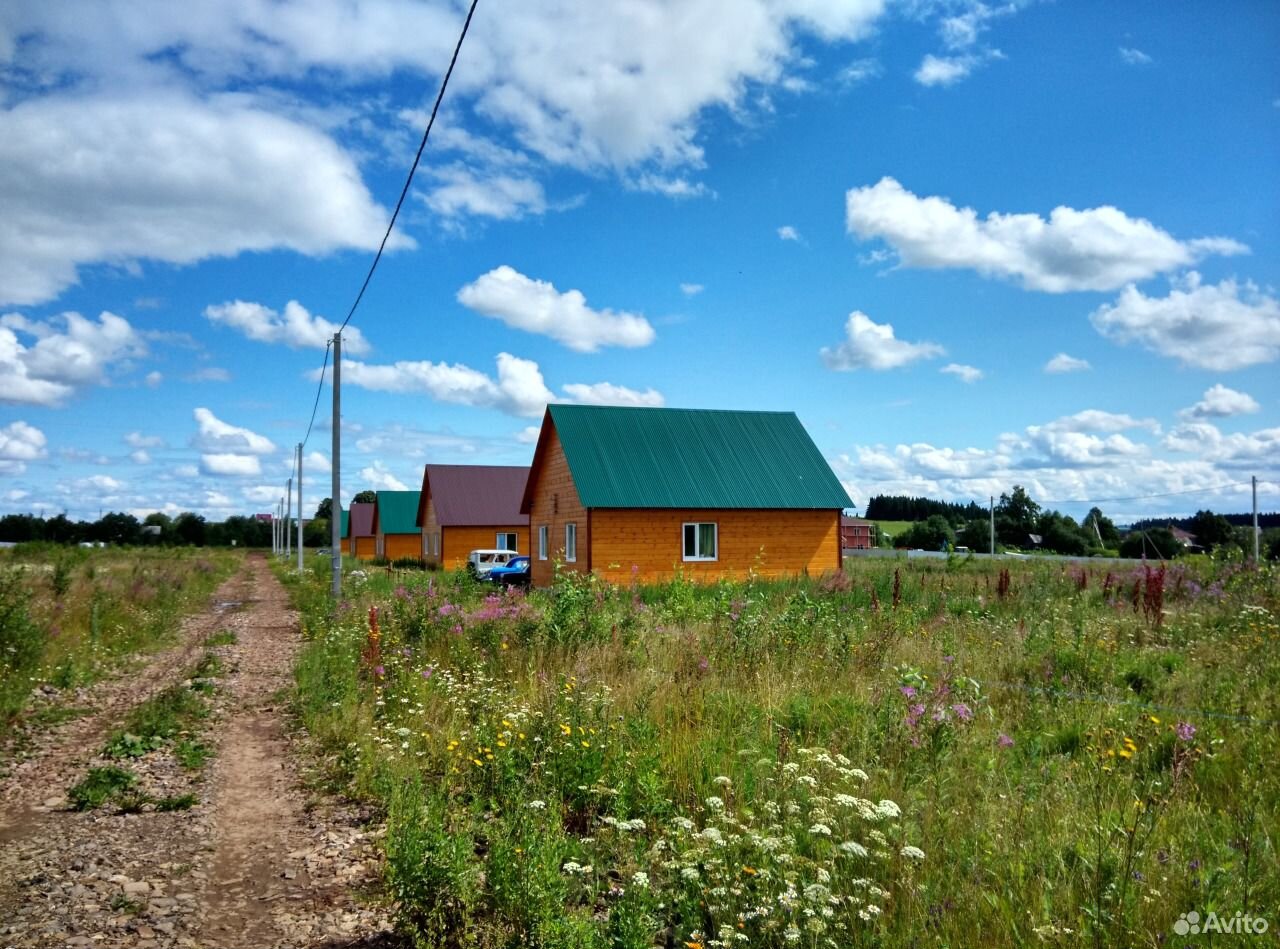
1186;509;1234;551
1084;506;1121;548
90;512;141;545
959;518;995;553
172;512;207;547
314;497;333;520
304;517;331;547
1119;527;1182;560
353;490;376;504
900;514;955;550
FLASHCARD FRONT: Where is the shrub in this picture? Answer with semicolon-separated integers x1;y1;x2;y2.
68;765;138;810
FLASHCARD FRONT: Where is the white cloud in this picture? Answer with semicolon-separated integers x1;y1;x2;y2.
129;450;152;465
0;311;146;406
192;407;277;454
1038;410;1161;435
1178;384;1261;420
243;485;285;505
1119;46;1153;65
200;453;263;477
560;383;665;408
144;371;163;388
173;464;199;479
913;53;981;87
457;266;655;352
628;174;713;200
940;363;983;383
421;164;549;222
1090;273;1280;369
820;311;945;371
1044;353;1092;374
0;93;410;306
1164;421;1280;467
186;367;232;383
516;425;542;444
845;178;1249;292
680;283;705;296
838;58;881;86
778;225;802;241
204;299;370;355
125;431;164;449
0;420;48;475
359;460;408;492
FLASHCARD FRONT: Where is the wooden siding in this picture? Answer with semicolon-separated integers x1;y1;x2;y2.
352;536;376;560
526;424;588;587
382;533;422;561
422;497;441;564
591;509;840;584
440;526;528;571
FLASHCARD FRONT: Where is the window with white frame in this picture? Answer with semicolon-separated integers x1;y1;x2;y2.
682;522;718;561
497;532;518;551
564;522;577;562
538;525;548;560
431;532;440;556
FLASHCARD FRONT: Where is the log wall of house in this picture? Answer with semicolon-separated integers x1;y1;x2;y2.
382;533;422;560
440;526;528;571
591;508;840;584
526;425;588;587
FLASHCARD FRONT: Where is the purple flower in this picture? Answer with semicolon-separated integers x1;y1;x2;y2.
421;666;434;680
697;656;710;673
451;624;464;636
899;685;917;699
394;585;409;599
374;665;385;677
997;733;1015;748
1176;722;1196;742
950;703;973;722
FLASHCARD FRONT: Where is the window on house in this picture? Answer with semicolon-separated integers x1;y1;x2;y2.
431;532;440;556
682;522;718;561
538;525;548;560
497;532;518;551
565;522;577;562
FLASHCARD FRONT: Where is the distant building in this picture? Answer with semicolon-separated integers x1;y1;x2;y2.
840;516;874;551
343;502;376;559
372;491;422;560
521;404;851;587
415;464;530;570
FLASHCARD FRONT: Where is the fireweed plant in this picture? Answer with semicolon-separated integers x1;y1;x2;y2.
281;553;1279;948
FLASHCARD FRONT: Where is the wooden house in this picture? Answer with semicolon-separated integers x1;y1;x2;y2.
840;515;874;550
415;464;530;570
345;501;376;559
372;490;422;560
521;405;851;586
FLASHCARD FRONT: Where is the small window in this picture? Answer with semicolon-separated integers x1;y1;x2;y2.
538;525;548;560
497;532;518;551
682;522;718;561
565;522;577;562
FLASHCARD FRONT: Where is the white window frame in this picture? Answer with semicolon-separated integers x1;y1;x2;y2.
496;531;518;551
564;522;577;563
538;525;548;560
682;521;718;562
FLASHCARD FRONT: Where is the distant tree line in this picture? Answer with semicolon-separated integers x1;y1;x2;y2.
865;495;987;522
2;508;324;548
872;489;1279;560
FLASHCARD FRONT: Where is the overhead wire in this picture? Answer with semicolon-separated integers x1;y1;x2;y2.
301;340;332;450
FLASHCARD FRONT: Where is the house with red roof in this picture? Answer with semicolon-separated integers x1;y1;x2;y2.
415;464;530;570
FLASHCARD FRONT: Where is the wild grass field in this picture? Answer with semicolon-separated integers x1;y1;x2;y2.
0;545;237;732
283;554;1279;948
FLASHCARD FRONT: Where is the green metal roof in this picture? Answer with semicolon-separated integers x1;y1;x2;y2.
339;507;349;539
543;405;851;509
374;490;422;534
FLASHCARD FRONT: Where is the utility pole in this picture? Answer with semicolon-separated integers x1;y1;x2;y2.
279;498;285;557
285;477;293;561
297;443;304;572
330;333;342;599
989;495;995;557
271;508;276;555
1253;475;1260;565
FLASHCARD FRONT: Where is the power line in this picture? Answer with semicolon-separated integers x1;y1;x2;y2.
338;0;481;333
1040;480;1259;507
301;340;331;449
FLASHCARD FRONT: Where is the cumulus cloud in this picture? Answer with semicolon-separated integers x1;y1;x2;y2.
200;453;263;477
1164;421;1280;467
192;407;277;454
125;432;164;449
680;283;705;296
845;178;1248;292
204;299;370;355
1090;272;1280;369
914;2;1013;87
457;266;655;352
130;450;152;465
1178;384;1261;420
914;54;981;86
0;421;48;475
421;165;549;222
186;367;232;383
778;225;802;241
0;311;146;406
330;351;664;418
1044;353;1092;374
1119;46;1153;65
820;311;944;371
360;460;408;492
0;93;410;306
940;363;983;383
144;371;164;388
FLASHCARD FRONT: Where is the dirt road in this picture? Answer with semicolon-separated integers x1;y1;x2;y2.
0;554;393;949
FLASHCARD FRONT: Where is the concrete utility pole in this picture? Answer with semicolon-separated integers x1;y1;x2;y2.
330;333;342;599
285;476;293;561
297;443;304;572
1253;475;1260;565
279;499;285;557
989;495;995;557
271;509;276;555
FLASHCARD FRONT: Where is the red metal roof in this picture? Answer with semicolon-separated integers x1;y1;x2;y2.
348;502;375;538
419;464;530;527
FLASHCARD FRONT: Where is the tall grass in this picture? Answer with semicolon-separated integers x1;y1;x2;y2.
0;546;238;730
283;555;1279;947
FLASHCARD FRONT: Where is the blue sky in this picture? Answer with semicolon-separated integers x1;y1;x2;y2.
1;0;1277;525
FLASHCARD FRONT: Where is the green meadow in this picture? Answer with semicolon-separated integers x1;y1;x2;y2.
283;554;1279;948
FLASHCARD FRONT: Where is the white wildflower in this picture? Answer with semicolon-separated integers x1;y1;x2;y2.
808;823;832;836
901;845;926;861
